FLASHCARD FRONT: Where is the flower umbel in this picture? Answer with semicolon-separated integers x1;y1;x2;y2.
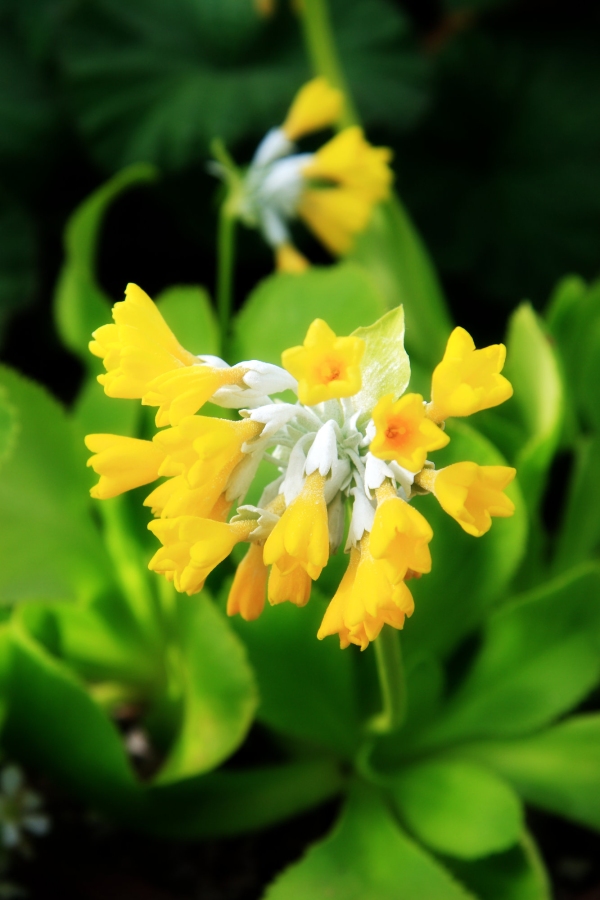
86;287;517;650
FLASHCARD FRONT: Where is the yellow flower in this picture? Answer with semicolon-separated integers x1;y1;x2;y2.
275;242;310;274
89;283;197;398
370;485;433;580
281;319;365;405
148;517;253;595
227;543;268;621
85;434;165;499
263;471;329;579
428;327;514;424
303;127;393;201
370;392;450;473
267;562;312;607
419;462;516;537
282;77;343;142
143;365;247;428
144;476;231;521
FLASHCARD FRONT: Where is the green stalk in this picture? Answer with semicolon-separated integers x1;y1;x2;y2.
368;626;407;735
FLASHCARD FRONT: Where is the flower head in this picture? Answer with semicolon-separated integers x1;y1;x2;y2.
86;289;517;652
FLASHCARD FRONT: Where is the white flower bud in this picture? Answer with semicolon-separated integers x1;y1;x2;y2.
305;419;338;477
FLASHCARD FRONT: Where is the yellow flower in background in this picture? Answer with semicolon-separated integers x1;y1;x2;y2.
418;462;516;537
282;319;365;405
370;392;449;473
213;78;392;271
86;287;517;652
428;327;513;424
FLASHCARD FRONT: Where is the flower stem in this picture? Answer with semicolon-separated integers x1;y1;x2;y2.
216;203;236;352
369;626;407;735
297;0;359;127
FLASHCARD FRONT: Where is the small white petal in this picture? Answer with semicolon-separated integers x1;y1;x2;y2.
243;402;300;438
211;385;272;409
258;475;284;508
345;486;375;551
324;458;351;504
282;435;312;504
364;452;396;496
240;361;298;395
233;505;280;541
196;354;229;369
23;813;50;836
388;461;415;499
305;420;338;477
226;451;264;503
252;127;294;167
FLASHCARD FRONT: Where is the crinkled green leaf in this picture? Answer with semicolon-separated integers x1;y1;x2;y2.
54;163;158;362
350;197;452;367
0;365;114;604
229;587;360;758
156;284;220;357
231;263;386;366
465;714;600;832
412;564;600;750
155;595;258;784
391;759;522;859
446;833;551;900
351;305;410;415
264;781;476;900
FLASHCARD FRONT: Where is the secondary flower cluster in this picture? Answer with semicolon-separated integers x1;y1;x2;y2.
213;77;393;272
86;284;516;650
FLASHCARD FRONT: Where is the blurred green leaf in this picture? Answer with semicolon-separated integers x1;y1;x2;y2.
447;833;551;900
390;759;522;859
156;284;220;357
57;0;427;171
229;588;360;757
0;384;17;473
54;163;158;362
264;781;476;899
73;375;141;438
350;198;452;367
553;435;600;574
231;262;387;365
156;595;258;784
351;305;410;416
413;564;600;749
0;365;114;604
404;419;527;663
0;192;37;344
466;714;600;832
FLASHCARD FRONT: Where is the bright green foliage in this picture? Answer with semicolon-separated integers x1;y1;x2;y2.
156;285;220;357
447;834;551;900
351;305;410;416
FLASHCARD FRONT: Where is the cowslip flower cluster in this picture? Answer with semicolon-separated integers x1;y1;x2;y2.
213;77;393;272
86;284;516;650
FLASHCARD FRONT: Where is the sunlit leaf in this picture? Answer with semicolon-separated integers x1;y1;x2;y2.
351;305;410;416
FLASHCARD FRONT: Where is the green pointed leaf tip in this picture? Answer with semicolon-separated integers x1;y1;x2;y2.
351;304;410;416
264;782;476;900
391;759;523;859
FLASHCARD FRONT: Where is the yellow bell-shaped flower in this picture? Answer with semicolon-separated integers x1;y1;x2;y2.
282;77;343;142
263;471;329;580
426;462;516;537
370;488;433;580
85;434;165;499
227;543;268;621
370;392;449;473
281;318;365;406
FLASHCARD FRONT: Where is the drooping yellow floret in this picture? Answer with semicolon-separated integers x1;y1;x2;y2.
370;485;433;580
227;543;268;621
143;476;231;521
420;462;516;537
428;327;514;424
268;562;312;607
143;365;246;427
275;242;310;274
85;434;165;499
282;77;343;142
263;472;329;579
148;517;253;595
297;186;375;255
281;318;365;405
370;393;450;473
89;283;197;398
302;127;393;201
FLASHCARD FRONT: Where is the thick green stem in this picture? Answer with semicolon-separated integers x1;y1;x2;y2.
298;0;359;127
216;204;236;351
369;626;406;735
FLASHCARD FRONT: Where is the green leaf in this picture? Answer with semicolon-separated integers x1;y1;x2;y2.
446;833;551;900
413;564;600;750
0;384;17;473
229;588;360;757
230;263;387;365
73;374;141;438
0;192;37;345
465;714;600;832
350;197;452;367
54;163;158;362
404;419;527;662
390;759;522;859
156;284;220;357
351;305;410;416
156;595;258;784
264;781;476;900
0;365;114;604
502;304;564;512
553;435;600;573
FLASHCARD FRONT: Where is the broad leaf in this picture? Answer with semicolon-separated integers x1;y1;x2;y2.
156;284;220;357
447;833;551;900
264;781;476;900
553;435;600;573
391;759;522;859
0;365;114;604
231;263;387;365
54;163;158;363
156;595;258;783
465;714;600;832
0;384;17;473
351;305;410;416
413;564;600;750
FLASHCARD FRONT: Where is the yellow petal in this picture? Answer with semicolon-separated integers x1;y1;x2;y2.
281;318;365;405
275;243;310;273
433;462;516;537
282;77;343;141
303;127;393;201
297;186;373;255
227;543;268;621
370;393;449;472
85;433;164;499
263;471;329;579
